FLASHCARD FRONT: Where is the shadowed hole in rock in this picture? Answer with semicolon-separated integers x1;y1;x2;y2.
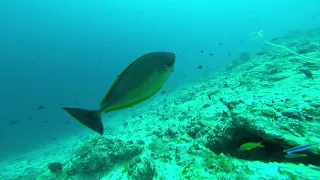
206;129;320;166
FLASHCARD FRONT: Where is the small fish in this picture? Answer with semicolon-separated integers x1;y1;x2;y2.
284;143;320;154
62;52;175;135
218;42;223;45
271;38;278;41
300;70;314;79
198;65;203;69
9;120;19;124
200;50;204;53
37;106;44;110
284;153;308;158
239;141;264;151
209;53;214;56
308;164;320;171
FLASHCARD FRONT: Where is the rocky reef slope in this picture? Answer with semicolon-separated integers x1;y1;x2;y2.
2;28;320;180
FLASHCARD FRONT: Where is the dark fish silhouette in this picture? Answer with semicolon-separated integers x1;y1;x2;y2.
37;106;44;110
9;120;19;124
300;70;314;79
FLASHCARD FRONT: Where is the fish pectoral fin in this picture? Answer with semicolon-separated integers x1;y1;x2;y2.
61;107;103;135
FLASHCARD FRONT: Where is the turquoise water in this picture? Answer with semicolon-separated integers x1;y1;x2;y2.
0;0;320;179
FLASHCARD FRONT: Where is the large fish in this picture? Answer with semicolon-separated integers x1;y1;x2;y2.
62;52;176;135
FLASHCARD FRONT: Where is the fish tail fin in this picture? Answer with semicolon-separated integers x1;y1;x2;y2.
258;141;265;147
61;107;103;135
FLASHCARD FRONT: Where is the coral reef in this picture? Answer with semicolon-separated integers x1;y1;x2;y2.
1;29;320;180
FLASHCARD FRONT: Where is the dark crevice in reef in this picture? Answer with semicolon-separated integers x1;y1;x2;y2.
207;128;320;166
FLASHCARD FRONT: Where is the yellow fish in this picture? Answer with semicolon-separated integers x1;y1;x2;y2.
62;52;175;135
239;141;265;151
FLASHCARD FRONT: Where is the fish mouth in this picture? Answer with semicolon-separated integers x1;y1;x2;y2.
164;52;176;66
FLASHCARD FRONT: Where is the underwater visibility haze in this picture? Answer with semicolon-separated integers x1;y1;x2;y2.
1;0;320;179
